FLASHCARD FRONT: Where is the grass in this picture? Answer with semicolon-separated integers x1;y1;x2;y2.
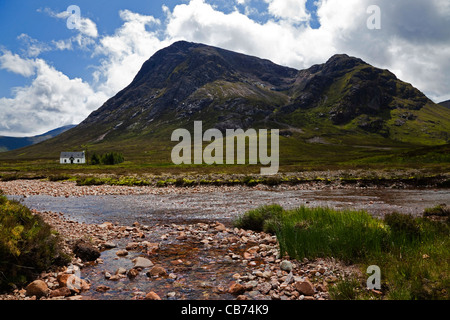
234;204;450;300
0;193;70;291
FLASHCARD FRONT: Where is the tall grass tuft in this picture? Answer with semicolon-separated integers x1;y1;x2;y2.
274;206;389;263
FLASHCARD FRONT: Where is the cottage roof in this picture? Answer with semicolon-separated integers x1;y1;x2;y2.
60;152;85;158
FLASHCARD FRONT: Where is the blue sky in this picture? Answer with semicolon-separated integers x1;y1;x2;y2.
0;0;449;136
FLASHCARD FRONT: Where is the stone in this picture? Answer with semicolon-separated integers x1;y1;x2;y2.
294;280;315;296
49;287;72;298
147;266;167;277
116;267;127;275
95;285;111;293
244;281;258;290
145;242;160;254
168;273;177;280
73;239;101;262
170;259;183;265
176;232;187;240
126;242;140;250
127;268;140;279
284;272;294;284
25;280;49;298
215;223;227;232
116;250;128;257
243;252;254;260
133;257;154;269
57;273;90;293
280;260;293;272
102;242;117;249
257;282;272;294
316;284;328;292
145;291;161;300
228;283;246;295
255;271;264;278
98;222;113;229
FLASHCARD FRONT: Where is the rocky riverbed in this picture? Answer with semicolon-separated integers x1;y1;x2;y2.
0;208;359;301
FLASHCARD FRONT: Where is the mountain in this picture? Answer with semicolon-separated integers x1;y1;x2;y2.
1;41;449;165
0;125;76;152
439;100;450;108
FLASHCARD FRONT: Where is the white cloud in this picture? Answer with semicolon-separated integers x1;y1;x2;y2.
2;0;450;136
17;34;51;57
92;9;170;97
265;0;310;23
0;57;107;136
0;50;36;77
165;0;450;102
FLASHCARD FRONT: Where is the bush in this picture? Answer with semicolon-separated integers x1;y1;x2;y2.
48;174;71;182
384;212;422;241
90;153;100;165
76;177;106;186
90;152;124;165
263;176;281;186
0;195;69;291
233;204;283;233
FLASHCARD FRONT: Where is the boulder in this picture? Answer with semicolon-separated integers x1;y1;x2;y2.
116;250;128;257
73;239;101;262
57;273;90;293
95;285;111;293
228;283;246;295
147;266;167;277
49;287;72;298
294;280;315;296
280;260;293;272
145;291;162;300
127;268;140;279
133;257;154;269
25;280;49;298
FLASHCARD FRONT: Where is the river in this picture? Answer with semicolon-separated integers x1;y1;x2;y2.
10;187;449;226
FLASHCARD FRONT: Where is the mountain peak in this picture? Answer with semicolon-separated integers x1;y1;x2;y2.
29;41;447;160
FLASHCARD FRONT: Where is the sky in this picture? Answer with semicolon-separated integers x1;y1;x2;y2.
0;0;449;137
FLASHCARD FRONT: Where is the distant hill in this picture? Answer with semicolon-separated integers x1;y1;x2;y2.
1;41;449;165
439;100;450;108
0;125;76;152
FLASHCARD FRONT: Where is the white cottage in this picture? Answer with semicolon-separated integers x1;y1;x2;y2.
60;151;86;164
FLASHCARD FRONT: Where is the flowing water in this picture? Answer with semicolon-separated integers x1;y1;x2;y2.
10;187;450;226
